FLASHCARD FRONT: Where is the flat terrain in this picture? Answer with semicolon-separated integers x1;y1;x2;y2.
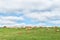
0;27;60;40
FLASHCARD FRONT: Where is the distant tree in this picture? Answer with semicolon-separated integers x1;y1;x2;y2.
3;26;7;28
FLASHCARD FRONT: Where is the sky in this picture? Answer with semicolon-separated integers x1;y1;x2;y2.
0;0;60;27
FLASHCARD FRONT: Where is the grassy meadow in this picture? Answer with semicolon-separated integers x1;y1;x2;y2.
0;27;60;40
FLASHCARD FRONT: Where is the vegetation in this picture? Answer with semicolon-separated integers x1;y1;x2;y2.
0;27;60;40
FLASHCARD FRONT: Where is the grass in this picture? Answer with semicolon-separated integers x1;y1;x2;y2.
0;27;60;40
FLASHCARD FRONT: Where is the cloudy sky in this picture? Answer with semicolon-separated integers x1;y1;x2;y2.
0;0;60;27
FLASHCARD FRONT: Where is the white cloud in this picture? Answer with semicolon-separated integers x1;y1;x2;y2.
0;0;60;26
0;16;24;21
0;0;23;13
23;0;53;10
0;0;53;18
0;20;15;25
48;20;60;25
23;6;60;26
0;16;24;26
0;0;59;13
24;9;60;21
0;23;26;27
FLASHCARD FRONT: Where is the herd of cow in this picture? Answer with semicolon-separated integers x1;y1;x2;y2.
3;26;60;32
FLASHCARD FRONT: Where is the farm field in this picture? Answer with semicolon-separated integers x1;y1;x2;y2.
0;27;60;40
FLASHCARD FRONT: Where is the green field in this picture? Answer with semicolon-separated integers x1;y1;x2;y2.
0;27;60;40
